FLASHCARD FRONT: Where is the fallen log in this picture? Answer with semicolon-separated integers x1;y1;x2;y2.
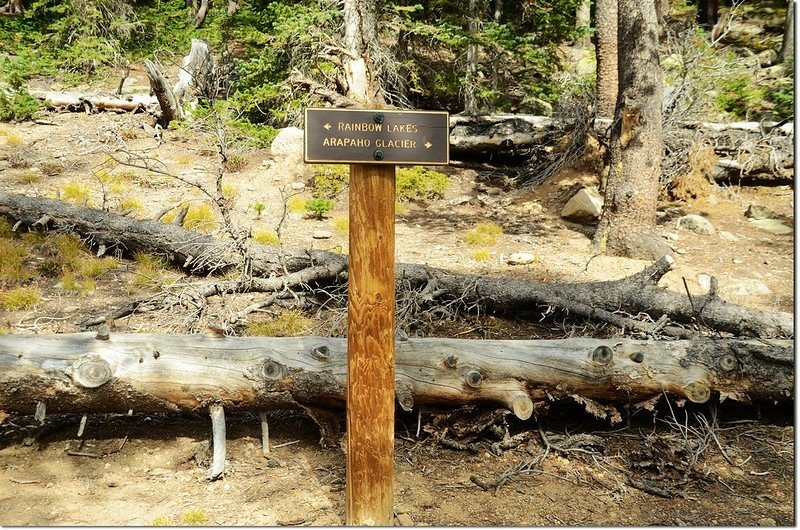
0;334;792;423
30;90;157;113
0;191;792;339
450;114;793;183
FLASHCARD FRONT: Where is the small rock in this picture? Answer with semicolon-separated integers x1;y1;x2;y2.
561;187;604;222
745;204;778;220
719;231;739;241
749;218;792;235
261;160;273;168
395;513;414;526
757;517;777;527
290;181;306;191
733;259;743;264
485;187;503;196
312;230;332;240
661;231;680;241
62;305;80;313
757;49;778;67
676;214;715;235
722;279;771;297
506;252;536;265
674;248;686;255
697;273;712;291
448;195;472;206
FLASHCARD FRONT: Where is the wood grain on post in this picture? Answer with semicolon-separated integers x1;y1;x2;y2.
346;163;396;526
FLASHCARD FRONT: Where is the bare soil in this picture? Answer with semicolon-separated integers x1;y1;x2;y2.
0;86;794;526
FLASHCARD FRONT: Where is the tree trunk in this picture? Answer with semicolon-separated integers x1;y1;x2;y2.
173;39;214;102
192;0;210;28
778;0;794;67
144;60;183;127
464;0;481;115
0;191;792;339
0;333;791;419
489;0;503;111
342;0;381;104
576;0;592;48
595;0;618;117
594;0;670;261
0;0;24;15
696;0;718;27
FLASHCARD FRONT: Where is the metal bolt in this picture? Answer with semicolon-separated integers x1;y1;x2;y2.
373;149;385;161
373;113;384;124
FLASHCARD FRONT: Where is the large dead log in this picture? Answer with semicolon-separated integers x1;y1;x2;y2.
144;59;183;127
0;334;792;421
0;191;791;339
450;115;793;182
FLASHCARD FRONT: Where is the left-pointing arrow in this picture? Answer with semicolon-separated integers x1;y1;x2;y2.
324;123;331;130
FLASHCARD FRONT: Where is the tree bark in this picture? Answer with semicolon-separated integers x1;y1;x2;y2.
173;39;214;102
594;0;671;260
0;0;24;15
0;191;792;339
595;0;618;117
777;0;794;67
0;333;791;419
464;0;481;115
342;0;382;104
576;0;592;48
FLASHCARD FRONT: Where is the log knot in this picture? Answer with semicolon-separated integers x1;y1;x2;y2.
261;360;284;380
71;355;113;388
591;345;613;365
464;370;483;389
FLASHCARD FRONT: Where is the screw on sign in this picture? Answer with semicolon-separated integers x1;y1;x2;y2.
304;107;448;525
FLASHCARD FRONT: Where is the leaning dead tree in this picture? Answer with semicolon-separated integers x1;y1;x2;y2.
0;333;792;426
0;191;792;340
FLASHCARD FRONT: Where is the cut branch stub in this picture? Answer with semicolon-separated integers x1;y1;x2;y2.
591;345;614;365
311;345;330;361
718;353;738;372
683;381;711;403
396;382;414;412
464;370;483;389
71;355;112;388
261;360;283;380
444;355;458;369
508;392;534;420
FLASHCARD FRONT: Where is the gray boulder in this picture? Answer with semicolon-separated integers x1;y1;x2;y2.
676;214;715;235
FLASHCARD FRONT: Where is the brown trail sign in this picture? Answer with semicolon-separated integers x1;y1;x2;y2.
304;107;449;525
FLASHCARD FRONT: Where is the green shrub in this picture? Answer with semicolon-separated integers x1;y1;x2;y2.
716;73;765;120
305;197;334;219
0;89;41;122
396;167;450;201
766;76;793;120
314;164;349;197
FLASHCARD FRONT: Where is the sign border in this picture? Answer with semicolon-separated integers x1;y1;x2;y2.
304;108;450;165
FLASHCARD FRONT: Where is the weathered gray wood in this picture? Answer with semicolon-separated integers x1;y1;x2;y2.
30;90;156;113
144;60;183;126
208;403;226;480
0;334;792;423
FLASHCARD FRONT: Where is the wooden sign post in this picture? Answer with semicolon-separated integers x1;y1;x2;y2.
305;108;448;526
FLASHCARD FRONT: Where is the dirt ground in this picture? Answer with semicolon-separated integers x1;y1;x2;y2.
0;80;795;526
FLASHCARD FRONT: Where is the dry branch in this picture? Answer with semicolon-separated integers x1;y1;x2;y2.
0;191;791;339
0;334;792;421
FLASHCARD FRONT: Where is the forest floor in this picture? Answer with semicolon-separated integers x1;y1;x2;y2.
0;76;794;525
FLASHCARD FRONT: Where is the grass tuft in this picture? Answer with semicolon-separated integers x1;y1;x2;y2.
252;228;280;245
0;286;41;309
464;222;503;246
246;310;310;337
